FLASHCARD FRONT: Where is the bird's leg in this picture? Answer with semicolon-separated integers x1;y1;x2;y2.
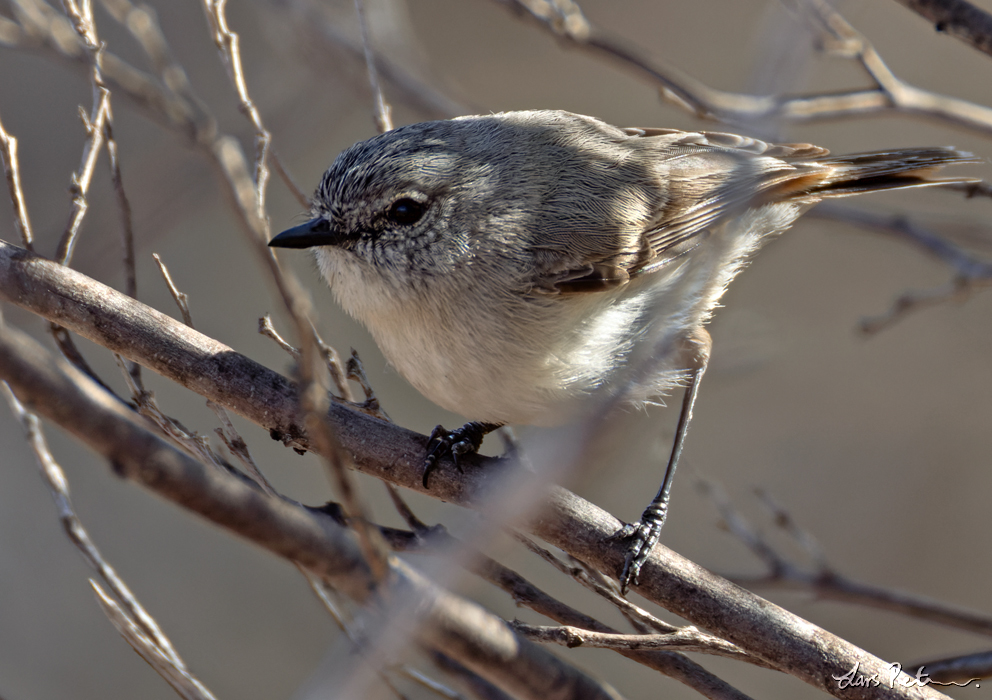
613;327;712;593
422;421;503;488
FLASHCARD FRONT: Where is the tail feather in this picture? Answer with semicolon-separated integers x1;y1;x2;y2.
762;147;981;202
809;148;981;198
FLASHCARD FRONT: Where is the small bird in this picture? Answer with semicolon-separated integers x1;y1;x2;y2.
269;110;977;590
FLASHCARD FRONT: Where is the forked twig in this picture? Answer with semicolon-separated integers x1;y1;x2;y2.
702;480;992;637
493;0;992;134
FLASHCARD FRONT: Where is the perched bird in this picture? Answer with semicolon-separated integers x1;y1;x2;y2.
269;110;976;590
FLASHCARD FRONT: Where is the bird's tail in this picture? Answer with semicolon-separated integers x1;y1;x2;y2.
803;148;981;198
762;147;981;202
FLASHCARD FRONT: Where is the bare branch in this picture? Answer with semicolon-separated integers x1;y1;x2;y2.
906;649;992;685
55;0;113;265
353;0;393;133
259;313;302;357
90;582;218;700
104;119;142;388
0;320;627;700
810;203;992;333
858;276;983;335
0;111;34;250
3;383;215;697
890;0;992;59
201;0;272;220
274;0;466;120
347;349;390;421
512;622;754;658
490;0;992;134
153;253;194;327
0;239;954;700
384;490;754;696
705;482;992;638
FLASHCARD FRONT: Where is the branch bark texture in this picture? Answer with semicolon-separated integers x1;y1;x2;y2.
0;238;951;700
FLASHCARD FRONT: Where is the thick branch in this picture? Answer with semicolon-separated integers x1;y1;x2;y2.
0;238;953;700
0;321;622;700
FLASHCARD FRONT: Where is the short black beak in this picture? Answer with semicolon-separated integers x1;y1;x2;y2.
268;218;335;249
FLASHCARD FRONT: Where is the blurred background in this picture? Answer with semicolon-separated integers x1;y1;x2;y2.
1;0;991;698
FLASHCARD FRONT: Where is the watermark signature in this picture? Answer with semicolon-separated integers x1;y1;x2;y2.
834;661;981;689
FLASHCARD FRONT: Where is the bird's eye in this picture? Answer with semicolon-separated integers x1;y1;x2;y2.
386;198;426;225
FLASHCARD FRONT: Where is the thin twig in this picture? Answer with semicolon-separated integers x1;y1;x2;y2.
201;0;272;220
705;481;992;637
270;147;310;207
811;203;992;333
56;0;112;266
492;0;992;134
353;0;393;133
208;400;276;492
905;648;991;685
890;0;992;59
382;485;759;694
275;0;466;120
105;118;141;389
259;313;300;358
91;582;218;700
153;254;194;327
200;4;385;582
516;534;674;635
512;622;758;658
0;110;34;250
347;349;390;420
858;276;983;335
2;384;193;676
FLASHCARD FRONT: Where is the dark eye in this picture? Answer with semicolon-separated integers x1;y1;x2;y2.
386;198;425;225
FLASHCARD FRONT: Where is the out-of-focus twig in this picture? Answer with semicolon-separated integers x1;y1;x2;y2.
890;0;992;60
274;0;465;120
3;383;214;698
811;203;992;334
353;0;393;133
906;648;991;685
702;480;992;638
859;275;984;334
492;0;992;134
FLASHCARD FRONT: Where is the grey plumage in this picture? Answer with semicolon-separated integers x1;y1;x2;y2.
269;109;977;589
273;110;976;425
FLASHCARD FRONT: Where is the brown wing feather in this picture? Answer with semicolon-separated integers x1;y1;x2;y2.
548;123;977;292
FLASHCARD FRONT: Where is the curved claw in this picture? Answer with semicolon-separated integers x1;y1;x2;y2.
610;503;669;594
421;421;501;488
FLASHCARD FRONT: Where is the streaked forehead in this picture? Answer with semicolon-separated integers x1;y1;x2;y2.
316;123;468;205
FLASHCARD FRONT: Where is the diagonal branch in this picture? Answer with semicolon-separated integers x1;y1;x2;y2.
890;0;992;59
0;319;623;700
0;238;954;700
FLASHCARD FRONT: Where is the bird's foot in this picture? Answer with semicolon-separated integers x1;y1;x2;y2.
609;501;668;594
422;421;497;488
